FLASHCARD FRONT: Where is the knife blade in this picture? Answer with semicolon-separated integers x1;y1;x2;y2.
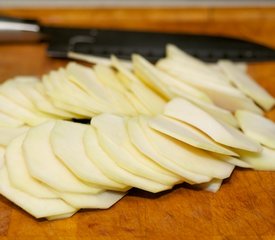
1;16;275;62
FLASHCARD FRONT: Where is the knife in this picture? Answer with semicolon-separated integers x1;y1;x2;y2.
1;16;275;62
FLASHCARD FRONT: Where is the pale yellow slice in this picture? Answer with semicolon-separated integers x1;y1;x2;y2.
164;98;262;152
6;134;57;198
51;120;127;190
23;121;101;194
139;116;235;180
149;115;238;156
236;110;275;149
127;117;210;184
0;165;77;219
91;114;179;185
219;60;275;111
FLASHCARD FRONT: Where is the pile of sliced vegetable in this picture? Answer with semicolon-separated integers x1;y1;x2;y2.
0;44;274;220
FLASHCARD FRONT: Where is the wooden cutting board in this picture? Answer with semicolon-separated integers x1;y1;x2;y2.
0;7;274;240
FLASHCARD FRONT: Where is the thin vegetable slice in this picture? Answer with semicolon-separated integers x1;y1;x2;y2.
23;120;101;194
6;134;57;198
219;60;275;111
0;165;77;219
236;110;275;149
164;98;262;152
51;120;127;191
149;115;238;156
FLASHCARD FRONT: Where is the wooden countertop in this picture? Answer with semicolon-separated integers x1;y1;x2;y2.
0;7;274;240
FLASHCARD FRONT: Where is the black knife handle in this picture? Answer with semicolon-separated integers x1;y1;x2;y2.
0;16;42;43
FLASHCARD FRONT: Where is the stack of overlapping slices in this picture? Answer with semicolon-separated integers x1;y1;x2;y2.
0;45;274;220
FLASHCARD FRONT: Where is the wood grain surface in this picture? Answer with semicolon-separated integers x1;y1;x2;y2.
0;7;274;240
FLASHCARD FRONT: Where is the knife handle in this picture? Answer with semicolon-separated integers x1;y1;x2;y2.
0;16;42;43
